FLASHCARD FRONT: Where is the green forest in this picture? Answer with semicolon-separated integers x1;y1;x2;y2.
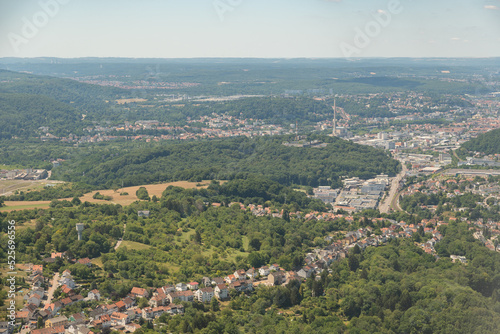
462;128;500;155
51;135;400;188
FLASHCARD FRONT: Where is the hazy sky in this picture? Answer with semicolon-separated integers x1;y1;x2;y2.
0;0;499;58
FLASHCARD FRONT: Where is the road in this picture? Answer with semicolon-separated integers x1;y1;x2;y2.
114;223;126;250
45;271;59;306
379;163;407;214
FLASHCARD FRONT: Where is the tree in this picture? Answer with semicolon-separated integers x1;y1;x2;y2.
194;230;202;244
248;237;261;251
348;255;360;272
136;187;150;201
37;316;44;329
211;296;220;312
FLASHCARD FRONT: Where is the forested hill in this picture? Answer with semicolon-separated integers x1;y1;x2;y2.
52;135;400;188
0;93;82;139
0;70;123;137
462;128;500;155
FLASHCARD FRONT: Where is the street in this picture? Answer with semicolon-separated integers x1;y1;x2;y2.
379;163;407;214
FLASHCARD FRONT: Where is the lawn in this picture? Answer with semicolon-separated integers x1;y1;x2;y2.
0;201;51;212
117;240;153;251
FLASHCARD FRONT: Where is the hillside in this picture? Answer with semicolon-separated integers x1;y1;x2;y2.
462;128;500;155
52;135;400;188
0;70;123;136
0;93;82;139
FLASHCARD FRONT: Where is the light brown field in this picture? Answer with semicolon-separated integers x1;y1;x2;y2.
0;180;223;211
0;201;51;212
115;98;148;104
77;180;218;206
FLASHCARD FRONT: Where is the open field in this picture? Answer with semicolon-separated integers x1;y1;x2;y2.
0;200;51;212
1;180;222;211
116;98;148;104
117;240;153;251
0;179;63;196
75;180;219;206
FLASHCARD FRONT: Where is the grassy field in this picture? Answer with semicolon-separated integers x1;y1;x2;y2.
0;201;51;212
117;240;154;251
0;179;63;196
15;219;38;230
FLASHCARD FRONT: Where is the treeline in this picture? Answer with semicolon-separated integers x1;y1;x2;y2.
52;135;400;188
462;128;500;155
4;183;94;201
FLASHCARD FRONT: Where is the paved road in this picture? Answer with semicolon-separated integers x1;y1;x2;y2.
45;272;59;306
379;163;407;214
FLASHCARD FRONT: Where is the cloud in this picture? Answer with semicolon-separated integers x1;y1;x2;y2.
484;5;499;10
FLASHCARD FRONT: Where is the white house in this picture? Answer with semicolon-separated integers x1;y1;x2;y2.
259;266;270;276
214;284;229;300
195;287;214;303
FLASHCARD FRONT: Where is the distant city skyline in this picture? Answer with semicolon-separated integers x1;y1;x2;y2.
0;0;499;58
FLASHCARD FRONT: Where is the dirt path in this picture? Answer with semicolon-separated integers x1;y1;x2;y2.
114;223;126;250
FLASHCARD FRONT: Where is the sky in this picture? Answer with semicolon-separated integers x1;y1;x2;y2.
0;0;499;58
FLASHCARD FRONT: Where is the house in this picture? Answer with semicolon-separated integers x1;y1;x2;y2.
125;323;142;333
201;277;211;287
234;269;247;280
225;274;237;284
45;316;68;328
31;326;65;334
115;300;127;312
175;283;187;291
130;287;149;299
68;313;86;325
87;289;101;301
269;264;280;271
194;287;214;303
110;312;130;326
159;285;175;294
66;324;92;334
258;266;270;276
123;297;135;309
61;285;74;295
25;293;42;307
32;264;43;274
268;271;285;286
138;210;150;217
31;275;45;288
211;277;225;286
149;293;168;308
141;308;154;320
51;252;64;259
61;269;72;278
126;309;143;321
167;290;194;303
76;258;92;267
58;277;76;289
188;282;199;290
214;284;229;300
246;268;257;279
91;314;111;328
297;266;313;279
